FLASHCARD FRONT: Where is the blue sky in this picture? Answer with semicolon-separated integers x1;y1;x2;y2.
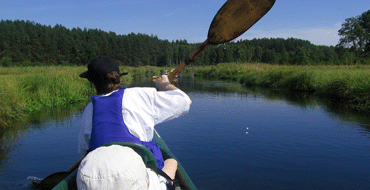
1;0;369;46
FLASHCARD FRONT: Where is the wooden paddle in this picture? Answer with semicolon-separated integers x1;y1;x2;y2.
36;0;275;189
168;0;276;81
35;155;85;189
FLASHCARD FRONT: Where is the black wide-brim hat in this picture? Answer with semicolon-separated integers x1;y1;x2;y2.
79;56;128;81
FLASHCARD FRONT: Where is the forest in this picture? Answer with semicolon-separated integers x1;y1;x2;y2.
1;9;370;127
0;10;369;67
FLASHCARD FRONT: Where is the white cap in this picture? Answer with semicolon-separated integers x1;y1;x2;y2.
76;145;149;190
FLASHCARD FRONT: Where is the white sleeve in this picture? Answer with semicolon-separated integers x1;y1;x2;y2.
122;88;157;141
153;89;191;125
78;102;93;155
122;88;191;142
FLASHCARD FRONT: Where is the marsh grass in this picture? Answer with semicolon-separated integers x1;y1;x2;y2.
2;64;369;128
192;63;370;110
0;65;176;128
0;66;92;127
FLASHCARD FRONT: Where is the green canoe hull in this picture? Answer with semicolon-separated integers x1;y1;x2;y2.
52;131;196;190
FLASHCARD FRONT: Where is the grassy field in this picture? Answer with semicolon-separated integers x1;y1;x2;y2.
1;63;369;128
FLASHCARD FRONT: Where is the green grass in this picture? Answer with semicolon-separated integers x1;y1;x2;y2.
2;63;369;128
0;65;174;128
0;66;92;127
192;63;370;110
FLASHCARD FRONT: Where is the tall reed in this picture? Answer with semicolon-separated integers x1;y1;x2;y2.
0;66;91;127
0;65;173;128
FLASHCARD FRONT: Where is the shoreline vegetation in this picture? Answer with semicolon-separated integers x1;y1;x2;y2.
0;66;166;128
1;64;370;129
192;63;370;110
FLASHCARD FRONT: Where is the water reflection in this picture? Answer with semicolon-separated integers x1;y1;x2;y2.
2;77;370;162
191;78;370;131
1;77;369;189
134;78;370;132
0;128;27;174
250;87;370;133
0;103;86;177
27;103;87;126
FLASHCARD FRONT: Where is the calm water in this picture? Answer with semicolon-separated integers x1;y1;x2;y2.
1;78;370;190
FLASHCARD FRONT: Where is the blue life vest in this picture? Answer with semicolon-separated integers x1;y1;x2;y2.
89;87;164;169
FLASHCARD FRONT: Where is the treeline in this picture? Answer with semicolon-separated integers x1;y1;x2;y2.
0;20;367;67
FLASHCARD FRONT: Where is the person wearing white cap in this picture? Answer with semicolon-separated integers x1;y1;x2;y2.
77;145;178;190
77;56;191;189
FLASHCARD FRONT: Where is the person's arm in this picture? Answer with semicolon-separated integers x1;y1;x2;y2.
78;102;93;155
162;158;178;180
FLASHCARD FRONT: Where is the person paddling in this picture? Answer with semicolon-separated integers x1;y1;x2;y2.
77;56;191;189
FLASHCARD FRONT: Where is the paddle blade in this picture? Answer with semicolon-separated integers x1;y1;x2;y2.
207;0;276;45
36;171;71;190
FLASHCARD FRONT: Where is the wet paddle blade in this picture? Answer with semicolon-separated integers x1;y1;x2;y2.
35;171;71;190
208;0;276;45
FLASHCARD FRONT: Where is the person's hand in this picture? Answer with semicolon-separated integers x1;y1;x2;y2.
152;69;178;84
169;69;179;85
152;70;192;104
153;74;178;91
153;74;170;85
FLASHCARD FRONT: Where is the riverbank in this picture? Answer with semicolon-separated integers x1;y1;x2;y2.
1;64;369;128
192;63;370;111
0;66;171;128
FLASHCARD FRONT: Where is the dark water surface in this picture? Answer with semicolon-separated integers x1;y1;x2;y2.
1;78;370;190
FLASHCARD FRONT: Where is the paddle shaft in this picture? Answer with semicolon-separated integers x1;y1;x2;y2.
168;0;275;81
67;155;85;173
168;40;210;81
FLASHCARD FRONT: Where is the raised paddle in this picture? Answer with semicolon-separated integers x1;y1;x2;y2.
34;0;275;189
167;0;276;81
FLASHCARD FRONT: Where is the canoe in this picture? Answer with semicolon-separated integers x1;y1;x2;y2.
52;130;197;190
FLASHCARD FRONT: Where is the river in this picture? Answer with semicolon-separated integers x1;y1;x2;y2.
0;78;369;190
